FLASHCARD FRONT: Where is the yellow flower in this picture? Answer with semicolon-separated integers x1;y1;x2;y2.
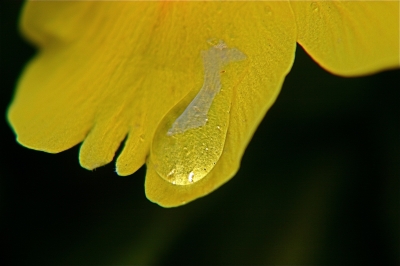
7;1;399;207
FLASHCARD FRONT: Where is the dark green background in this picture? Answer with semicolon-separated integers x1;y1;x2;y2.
1;1;399;265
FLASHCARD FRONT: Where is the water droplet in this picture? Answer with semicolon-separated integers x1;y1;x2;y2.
264;5;272;16
151;89;231;185
207;38;220;47
139;134;145;142
311;2;319;12
150;40;247;186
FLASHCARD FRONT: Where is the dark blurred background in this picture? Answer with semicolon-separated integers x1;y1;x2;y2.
1;1;399;265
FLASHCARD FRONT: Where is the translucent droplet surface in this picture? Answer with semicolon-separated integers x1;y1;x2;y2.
264;5;273;16
151;81;233;185
311;2;319;12
151;40;247;186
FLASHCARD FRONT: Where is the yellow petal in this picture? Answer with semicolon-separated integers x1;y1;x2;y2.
9;0;398;208
19;1;93;47
145;2;297;207
291;1;399;76
22;0;400;208
8;2;172;169
8;1;296;207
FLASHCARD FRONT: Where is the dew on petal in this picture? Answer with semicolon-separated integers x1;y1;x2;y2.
264;5;273;16
167;40;246;136
311;2;319;12
151;40;247;186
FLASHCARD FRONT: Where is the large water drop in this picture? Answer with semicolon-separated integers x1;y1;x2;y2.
151;40;246;185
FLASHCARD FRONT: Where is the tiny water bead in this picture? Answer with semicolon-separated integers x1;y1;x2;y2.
151;40;247;186
311;2;319;12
